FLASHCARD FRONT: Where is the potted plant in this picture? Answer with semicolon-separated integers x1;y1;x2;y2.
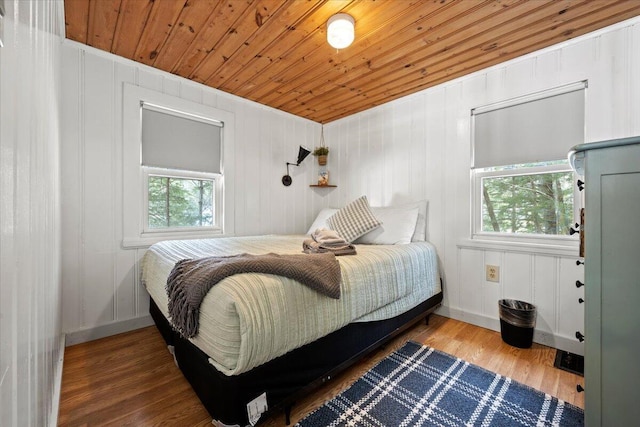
313;146;329;165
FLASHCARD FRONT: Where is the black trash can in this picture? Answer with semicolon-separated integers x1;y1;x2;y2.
498;299;536;348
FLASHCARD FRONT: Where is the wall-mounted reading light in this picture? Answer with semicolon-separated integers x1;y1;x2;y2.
327;13;355;49
282;146;311;186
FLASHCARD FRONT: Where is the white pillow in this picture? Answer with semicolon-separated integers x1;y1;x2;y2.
307;200;428;242
327;196;382;243
306;208;338;234
399;200;428;241
355;206;419;245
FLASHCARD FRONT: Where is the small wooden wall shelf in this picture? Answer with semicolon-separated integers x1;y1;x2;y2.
309;184;337;188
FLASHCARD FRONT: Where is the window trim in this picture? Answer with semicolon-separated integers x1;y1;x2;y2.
471;162;580;246
470;82;585;248
122;84;235;249
142;167;222;235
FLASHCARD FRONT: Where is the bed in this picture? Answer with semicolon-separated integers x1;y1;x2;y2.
140;199;443;426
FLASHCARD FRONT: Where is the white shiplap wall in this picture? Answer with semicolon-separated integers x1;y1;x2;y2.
0;0;64;426
60;42;324;343
323;18;640;355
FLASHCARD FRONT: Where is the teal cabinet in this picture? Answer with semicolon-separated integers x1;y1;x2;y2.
570;136;640;426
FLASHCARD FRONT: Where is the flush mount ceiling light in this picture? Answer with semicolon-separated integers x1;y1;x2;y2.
327;13;355;49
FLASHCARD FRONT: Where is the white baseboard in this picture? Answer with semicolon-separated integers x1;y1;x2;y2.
436;306;584;356
64;315;154;346
49;333;65;427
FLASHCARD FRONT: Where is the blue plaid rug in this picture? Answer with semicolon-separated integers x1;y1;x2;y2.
296;341;584;426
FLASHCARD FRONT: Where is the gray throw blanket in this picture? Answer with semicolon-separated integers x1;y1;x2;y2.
303;228;357;256
166;252;341;338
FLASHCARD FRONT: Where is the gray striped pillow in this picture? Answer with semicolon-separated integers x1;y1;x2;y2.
327;196;382;242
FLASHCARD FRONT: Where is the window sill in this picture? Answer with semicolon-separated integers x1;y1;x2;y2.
457;237;579;257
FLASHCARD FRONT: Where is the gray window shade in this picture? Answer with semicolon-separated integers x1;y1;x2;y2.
141;105;222;174
472;85;585;168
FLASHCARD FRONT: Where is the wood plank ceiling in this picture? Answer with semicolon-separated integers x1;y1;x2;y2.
64;0;640;124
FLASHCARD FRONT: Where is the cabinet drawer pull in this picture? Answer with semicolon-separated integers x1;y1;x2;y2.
577;180;584;191
575;280;584;288
576;260;584;266
578;298;584;304
575;331;585;342
577;384;584;393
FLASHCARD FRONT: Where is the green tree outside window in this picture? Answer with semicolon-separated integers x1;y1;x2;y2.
148;176;214;228
482;171;573;235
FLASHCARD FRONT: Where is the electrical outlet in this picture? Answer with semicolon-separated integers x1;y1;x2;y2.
486;265;500;282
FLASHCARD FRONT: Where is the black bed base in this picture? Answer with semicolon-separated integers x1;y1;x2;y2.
150;291;443;426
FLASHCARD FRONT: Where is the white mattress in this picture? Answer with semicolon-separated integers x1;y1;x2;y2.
141;235;441;375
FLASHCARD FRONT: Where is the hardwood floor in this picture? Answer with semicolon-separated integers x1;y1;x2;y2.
58;315;584;426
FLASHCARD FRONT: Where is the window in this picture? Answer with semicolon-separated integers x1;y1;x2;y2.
140;103;222;233
144;170;220;231
476;162;574;236
122;84;235;248
471;82;586;241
